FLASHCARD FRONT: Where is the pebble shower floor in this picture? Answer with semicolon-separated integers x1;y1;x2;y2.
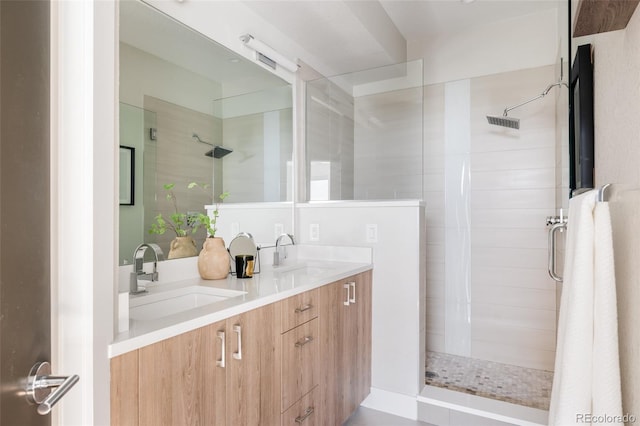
425;351;553;410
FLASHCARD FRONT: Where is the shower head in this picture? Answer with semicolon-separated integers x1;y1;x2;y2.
193;133;233;158
205;146;233;159
486;80;567;131
486;115;520;130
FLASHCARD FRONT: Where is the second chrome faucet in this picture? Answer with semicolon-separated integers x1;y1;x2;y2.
273;233;295;266
129;243;164;294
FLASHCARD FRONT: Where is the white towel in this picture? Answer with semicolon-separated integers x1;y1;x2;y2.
548;190;623;426
592;202;623;422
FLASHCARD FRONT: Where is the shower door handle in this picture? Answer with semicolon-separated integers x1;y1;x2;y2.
548;222;566;282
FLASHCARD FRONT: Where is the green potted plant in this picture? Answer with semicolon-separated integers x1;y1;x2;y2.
188;183;231;280
148;183;201;259
188;182;229;238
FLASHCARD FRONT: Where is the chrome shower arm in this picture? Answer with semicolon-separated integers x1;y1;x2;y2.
193;133;214;147
503;93;545;116
502;81;568;116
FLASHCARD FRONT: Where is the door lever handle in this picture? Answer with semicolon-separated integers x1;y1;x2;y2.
26;362;80;415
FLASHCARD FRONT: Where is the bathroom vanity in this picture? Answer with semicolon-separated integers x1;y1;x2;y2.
110;254;372;426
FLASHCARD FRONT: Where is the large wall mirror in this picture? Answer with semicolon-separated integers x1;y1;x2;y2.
118;0;293;265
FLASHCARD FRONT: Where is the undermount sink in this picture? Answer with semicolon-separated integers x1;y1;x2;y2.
272;263;333;276
130;286;247;321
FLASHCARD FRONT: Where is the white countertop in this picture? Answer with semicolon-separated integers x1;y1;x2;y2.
109;249;372;358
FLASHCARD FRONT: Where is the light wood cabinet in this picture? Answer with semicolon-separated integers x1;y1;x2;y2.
280;287;318;333
111;271;371;426
281;318;319;412
281;387;319;426
318;270;372;426
354;270;372;405
226;304;281;426
111;305;280;426
110;350;139;426
138;322;225;426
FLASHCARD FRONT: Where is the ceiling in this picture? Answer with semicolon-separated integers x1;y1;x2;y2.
379;0;562;41
243;0;563;76
121;0;565;84
120;0;288;95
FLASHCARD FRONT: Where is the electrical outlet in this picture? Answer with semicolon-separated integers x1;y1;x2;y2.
230;222;240;236
274;223;284;239
309;223;320;241
366;224;378;243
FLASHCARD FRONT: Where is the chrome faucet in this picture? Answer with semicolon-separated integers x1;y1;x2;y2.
129;243;164;294
273;233;295;266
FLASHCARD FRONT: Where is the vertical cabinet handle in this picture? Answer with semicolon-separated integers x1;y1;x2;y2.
295;407;315;423
349;281;356;304
343;283;350;306
216;331;225;368
232;325;242;360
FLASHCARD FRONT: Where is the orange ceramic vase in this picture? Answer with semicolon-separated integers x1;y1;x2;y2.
168;236;198;259
198;237;229;280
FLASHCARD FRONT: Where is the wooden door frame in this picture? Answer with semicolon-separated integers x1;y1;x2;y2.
50;1;117;424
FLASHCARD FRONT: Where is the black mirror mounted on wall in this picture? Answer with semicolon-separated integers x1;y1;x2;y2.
569;43;594;198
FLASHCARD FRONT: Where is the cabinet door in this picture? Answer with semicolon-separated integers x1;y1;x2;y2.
226;303;281;426
318;280;350;426
342;278;359;418
354;270;373;404
111;350;139;426
137;322;226;426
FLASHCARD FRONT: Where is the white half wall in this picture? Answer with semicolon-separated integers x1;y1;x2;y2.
297;201;426;414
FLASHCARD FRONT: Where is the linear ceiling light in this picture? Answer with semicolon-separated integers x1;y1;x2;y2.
239;34;298;73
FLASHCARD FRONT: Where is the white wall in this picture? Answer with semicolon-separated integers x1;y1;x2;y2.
573;5;640;420
120;43;222;115
353;86;423;199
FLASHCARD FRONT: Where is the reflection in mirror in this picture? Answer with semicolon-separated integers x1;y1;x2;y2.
212;86;293;203
306;60;423;201
118;0;292;265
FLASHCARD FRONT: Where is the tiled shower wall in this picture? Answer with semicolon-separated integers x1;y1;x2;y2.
425;65;559;371
222;108;293;203
143;96;219;255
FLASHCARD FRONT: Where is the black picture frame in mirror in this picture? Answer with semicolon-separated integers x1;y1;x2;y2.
119;146;135;206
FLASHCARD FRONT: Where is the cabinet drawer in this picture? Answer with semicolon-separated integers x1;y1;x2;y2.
281;387;319;426
281;318;319;412
281;288;318;333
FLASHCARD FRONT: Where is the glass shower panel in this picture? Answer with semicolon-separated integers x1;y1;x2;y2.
306;60;423;201
212;84;293;203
